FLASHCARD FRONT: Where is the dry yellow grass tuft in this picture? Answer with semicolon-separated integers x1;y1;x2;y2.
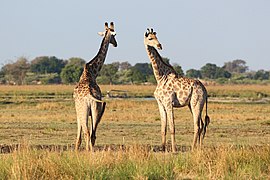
1;143;269;179
36;102;66;110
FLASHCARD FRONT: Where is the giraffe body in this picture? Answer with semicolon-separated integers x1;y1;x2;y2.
144;29;210;152
74;22;117;151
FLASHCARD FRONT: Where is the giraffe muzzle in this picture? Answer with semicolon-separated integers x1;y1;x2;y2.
157;44;162;50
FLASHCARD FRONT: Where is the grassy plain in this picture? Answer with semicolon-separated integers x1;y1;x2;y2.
0;84;270;179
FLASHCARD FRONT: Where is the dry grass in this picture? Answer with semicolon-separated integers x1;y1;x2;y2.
0;101;269;146
0;144;269;179
0;94;270;146
0;84;270;178
206;84;270;99
1;84;270;99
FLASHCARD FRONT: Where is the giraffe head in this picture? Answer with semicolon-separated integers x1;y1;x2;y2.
144;28;162;50
98;22;117;47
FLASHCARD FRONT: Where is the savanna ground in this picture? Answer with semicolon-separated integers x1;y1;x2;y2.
0;84;270;179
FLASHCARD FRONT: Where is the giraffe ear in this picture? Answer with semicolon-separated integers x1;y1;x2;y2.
98;32;105;36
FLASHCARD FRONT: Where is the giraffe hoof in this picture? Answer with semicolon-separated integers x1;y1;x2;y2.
161;145;166;152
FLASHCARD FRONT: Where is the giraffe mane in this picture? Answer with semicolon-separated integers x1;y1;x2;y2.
148;46;178;76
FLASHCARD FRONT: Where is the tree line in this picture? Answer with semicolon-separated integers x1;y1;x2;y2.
0;56;269;85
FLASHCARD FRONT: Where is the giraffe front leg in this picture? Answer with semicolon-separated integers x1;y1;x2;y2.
157;100;167;152
167;106;176;153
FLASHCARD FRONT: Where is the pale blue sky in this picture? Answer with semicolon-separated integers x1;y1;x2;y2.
1;0;270;71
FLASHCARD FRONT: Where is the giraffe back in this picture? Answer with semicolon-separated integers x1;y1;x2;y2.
73;65;101;100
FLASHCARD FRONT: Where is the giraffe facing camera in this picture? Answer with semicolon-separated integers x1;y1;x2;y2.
144;28;210;153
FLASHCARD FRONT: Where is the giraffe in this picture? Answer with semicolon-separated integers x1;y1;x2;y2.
73;22;117;151
144;28;210;152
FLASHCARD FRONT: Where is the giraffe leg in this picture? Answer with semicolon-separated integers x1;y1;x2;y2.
190;102;203;151
157;100;167;152
90;101;106;147
81;118;90;151
75;122;82;151
75;101;83;151
167;106;176;153
192;115;200;151
90;102;98;147
78;101;90;151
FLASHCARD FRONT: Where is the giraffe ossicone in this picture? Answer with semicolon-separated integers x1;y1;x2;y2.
144;28;210;153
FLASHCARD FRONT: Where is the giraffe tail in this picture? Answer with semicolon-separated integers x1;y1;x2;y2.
87;94;103;103
202;96;210;139
100;101;106;119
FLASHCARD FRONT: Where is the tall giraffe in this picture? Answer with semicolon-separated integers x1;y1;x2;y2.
144;28;210;152
74;22;117;151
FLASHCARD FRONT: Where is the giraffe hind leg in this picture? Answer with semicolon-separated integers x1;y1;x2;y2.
75;123;82;151
189;103;203;150
75;101;84;151
77;103;91;151
90;102;106;146
81;121;90;151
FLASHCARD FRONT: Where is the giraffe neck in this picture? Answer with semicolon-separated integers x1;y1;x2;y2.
78;66;90;83
146;45;177;82
87;31;111;78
